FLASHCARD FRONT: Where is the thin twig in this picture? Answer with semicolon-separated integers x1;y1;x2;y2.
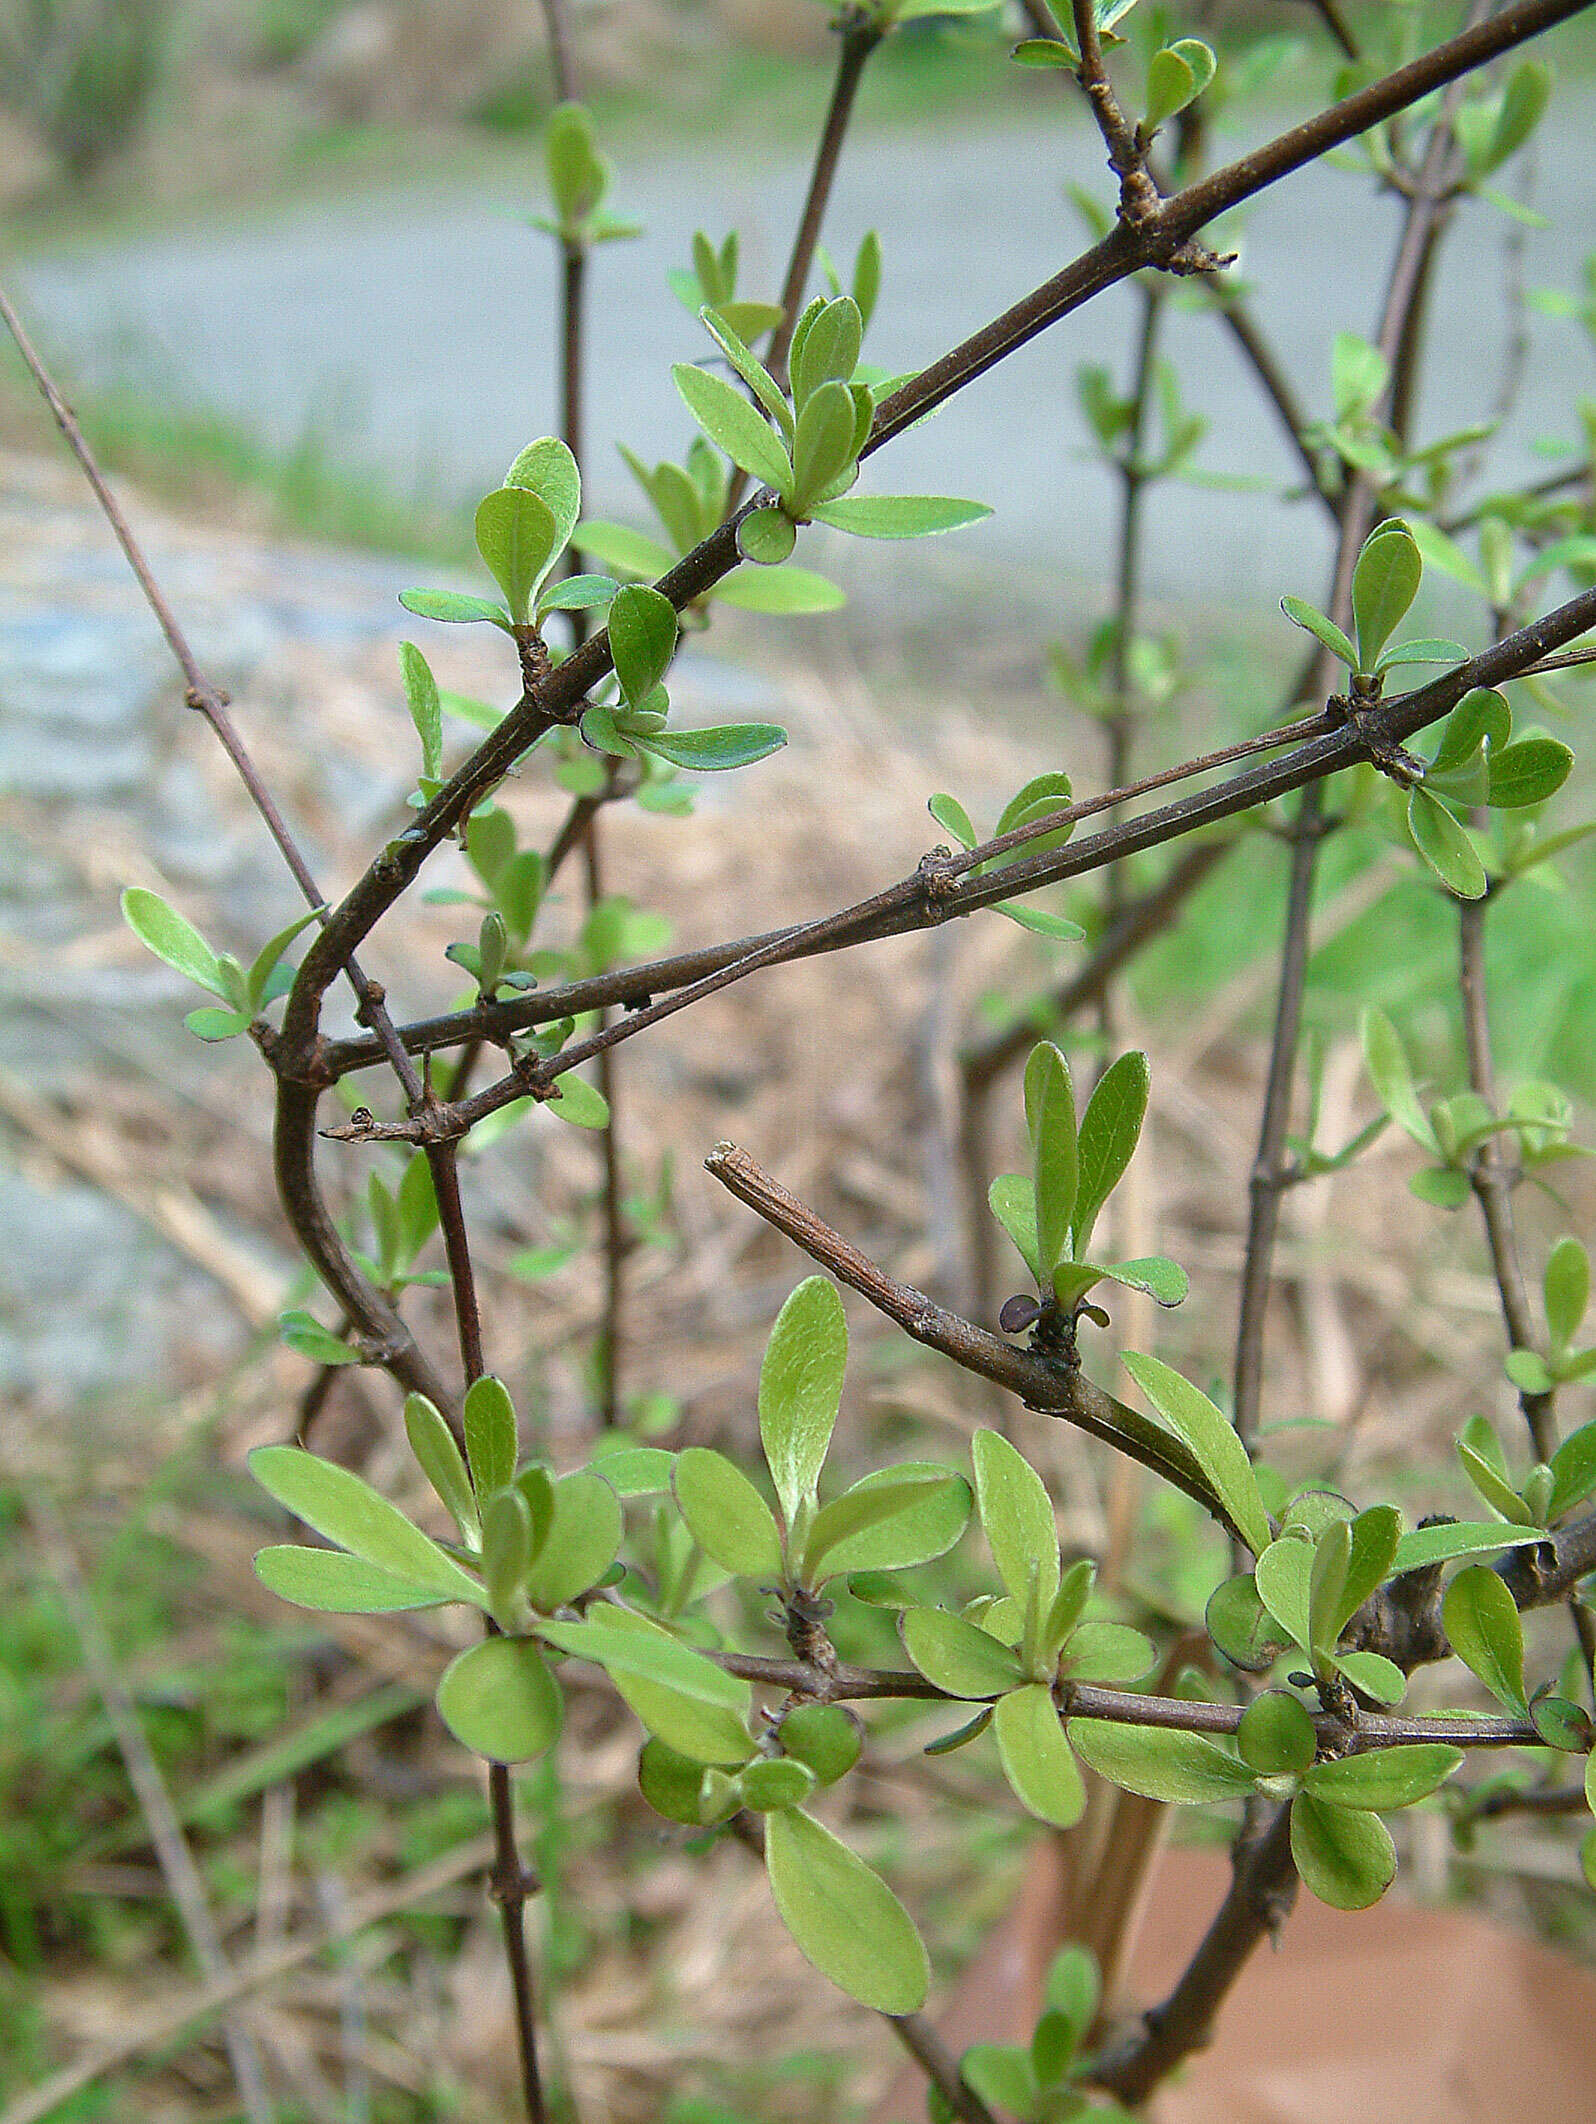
888;2014;1001;2124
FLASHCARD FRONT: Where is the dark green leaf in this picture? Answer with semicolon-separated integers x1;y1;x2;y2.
1290;1791;1395;1908
639;723;787;772
1442;1565;1528;1712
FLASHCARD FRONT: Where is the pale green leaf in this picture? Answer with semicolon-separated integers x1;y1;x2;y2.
764;1807;929;2014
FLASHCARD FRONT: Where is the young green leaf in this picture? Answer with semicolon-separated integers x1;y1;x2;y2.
713;562;843;612
759;1276;847;1524
463;1375;518;1498
764;1807;929;2014
901;1607;1026;1698
1254;1534;1314;1654
1068;1721;1257;1803
1388;1522;1544;1572
608;583;679;708
739;1757;817;1812
399;640;442;783
994;1683;1086;1826
1351;520;1422;671
972;1429;1061;1614
1290;1791;1396;1908
539;1614;752;1764
1072;1051;1149;1259
1236;1690;1317;1777
278;1310;362;1366
253;1546;454;1613
638;723;787;772
122;887;228;999
398;587;514;630
1407;788;1488;899
1122;1352;1271;1556
404;1392;480;1547
435;1636;563;1762
474;485;560;625
1206;1572;1292;1672
249;1447;488;1608
809;493;992;539
524;1470;623;1609
547;1071;611;1129
1280;595;1356;670
672;1446;783;1579
1058;1621;1156;1683
1026;1043;1078;1281
737;506;798;565
245;905;325;1012
790;380;860;514
1487;737;1574;809
505;435;581;553
1442;1565;1528;1712
1545;1237;1590;1350
778;1703;862;1786
988;1173;1041;1283
1548;1422;1596;1521
801;1465;971;1581
1303;1744;1461;1811
673;363;794;494
698;308;795;438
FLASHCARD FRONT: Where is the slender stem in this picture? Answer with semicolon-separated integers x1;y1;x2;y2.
583;826;625;1427
490;1762;548;2124
888;2014;1001;2124
1231;71;1467;1454
537;0;577;102
768;20;881;388
1086;1804;1298;2104
702;1143;1234;1524
721;17;881;520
